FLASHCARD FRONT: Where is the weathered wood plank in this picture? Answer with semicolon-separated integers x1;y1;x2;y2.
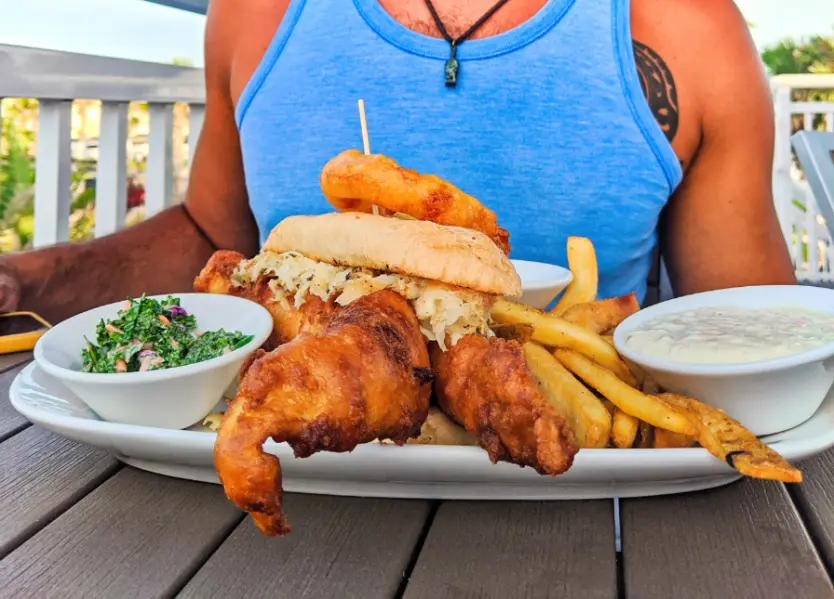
0;469;242;599
788;450;834;575
404;501;617;599
622;480;834;599
0;426;120;558
0;363;31;441
0;351;32;373
179;494;431;599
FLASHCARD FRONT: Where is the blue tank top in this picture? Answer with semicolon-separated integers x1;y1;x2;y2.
236;0;682;303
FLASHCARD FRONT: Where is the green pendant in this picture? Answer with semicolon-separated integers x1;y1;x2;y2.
445;58;459;87
445;43;459;87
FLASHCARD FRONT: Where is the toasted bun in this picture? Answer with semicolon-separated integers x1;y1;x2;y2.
263;212;522;297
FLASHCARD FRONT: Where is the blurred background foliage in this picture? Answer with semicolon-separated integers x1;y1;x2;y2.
0;96;188;253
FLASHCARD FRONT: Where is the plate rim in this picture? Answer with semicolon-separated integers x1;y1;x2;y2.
12;361;834;469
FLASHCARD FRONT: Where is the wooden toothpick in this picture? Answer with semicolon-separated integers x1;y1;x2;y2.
357;99;380;216
358;99;371;155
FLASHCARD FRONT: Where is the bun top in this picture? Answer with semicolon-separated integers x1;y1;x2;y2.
263;212;522;297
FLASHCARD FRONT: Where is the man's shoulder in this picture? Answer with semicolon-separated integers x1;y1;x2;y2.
209;0;292;18
206;0;294;105
633;0;747;29
207;0;293;46
632;0;754;66
631;0;763;168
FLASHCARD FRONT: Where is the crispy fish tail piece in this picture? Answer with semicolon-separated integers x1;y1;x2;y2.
656;393;802;483
214;291;432;535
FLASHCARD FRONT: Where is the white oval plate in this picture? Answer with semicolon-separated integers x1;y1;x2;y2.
11;362;834;499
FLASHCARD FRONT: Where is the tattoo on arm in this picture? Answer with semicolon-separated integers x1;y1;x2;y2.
633;40;679;143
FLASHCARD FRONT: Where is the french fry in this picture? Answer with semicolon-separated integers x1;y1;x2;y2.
524;343;611;448
407;407;480;447
653;427;696;449
551;237;598;315
602;333;647;388
623;357;647;389
562;293;640;334
492;298;638;387
202;412;224;432
611;408;639;448
635;421;654;448
656;393;802;482
553;349;696;436
492;323;535;344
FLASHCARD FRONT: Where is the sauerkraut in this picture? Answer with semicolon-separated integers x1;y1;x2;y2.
232;251;494;350
412;285;493;350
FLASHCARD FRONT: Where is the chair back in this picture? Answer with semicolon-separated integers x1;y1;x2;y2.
792;131;834;235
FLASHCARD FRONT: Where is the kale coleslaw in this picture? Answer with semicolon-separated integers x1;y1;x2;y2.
81;296;253;374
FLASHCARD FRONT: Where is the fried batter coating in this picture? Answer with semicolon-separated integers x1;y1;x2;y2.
656;393;802;482
214;290;433;535
320;149;511;254
194;250;337;347
431;336;578;475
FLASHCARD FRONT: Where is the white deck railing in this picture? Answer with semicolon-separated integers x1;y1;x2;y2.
2;45;834;284
0;44;205;244
771;74;834;283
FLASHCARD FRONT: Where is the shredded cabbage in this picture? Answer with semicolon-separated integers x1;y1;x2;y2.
412;284;493;351
232;251;494;349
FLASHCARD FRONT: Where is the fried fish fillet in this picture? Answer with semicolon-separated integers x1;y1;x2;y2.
320;149;511;254
193;250;336;347
214;290;433;535
430;335;578;475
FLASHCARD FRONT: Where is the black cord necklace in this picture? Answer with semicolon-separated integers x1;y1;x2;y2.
423;0;513;87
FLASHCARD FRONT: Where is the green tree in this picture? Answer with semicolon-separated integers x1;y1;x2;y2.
761;33;834;133
0;106;37;252
0;120;35;223
761;34;834;75
0;98;98;251
171;57;194;67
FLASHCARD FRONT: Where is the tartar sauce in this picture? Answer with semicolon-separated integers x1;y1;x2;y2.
623;306;834;364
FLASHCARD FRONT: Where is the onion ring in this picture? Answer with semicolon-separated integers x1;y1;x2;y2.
320;149;511;254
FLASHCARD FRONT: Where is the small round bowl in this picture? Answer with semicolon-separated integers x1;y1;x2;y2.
512;259;573;309
613;285;834;436
34;293;273;430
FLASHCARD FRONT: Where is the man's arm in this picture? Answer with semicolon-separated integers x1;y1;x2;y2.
0;210;213;324
658;0;795;295
0;0;258;324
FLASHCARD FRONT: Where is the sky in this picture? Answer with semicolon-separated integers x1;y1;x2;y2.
0;0;831;68
0;0;206;66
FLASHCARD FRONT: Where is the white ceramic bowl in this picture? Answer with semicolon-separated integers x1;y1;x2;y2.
34;293;273;430
512;259;573;309
614;285;834;436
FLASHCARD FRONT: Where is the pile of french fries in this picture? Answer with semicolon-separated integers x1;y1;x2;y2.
489;237;802;483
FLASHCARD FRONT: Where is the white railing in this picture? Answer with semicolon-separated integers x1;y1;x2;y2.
0;44;205;245
2;45;834;284
771;74;834;283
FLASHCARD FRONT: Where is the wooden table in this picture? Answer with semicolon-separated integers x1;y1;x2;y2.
2;353;834;599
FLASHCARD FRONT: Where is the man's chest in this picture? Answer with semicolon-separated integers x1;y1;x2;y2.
229;0;701;170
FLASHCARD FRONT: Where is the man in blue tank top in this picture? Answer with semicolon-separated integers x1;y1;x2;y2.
0;0;795;322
